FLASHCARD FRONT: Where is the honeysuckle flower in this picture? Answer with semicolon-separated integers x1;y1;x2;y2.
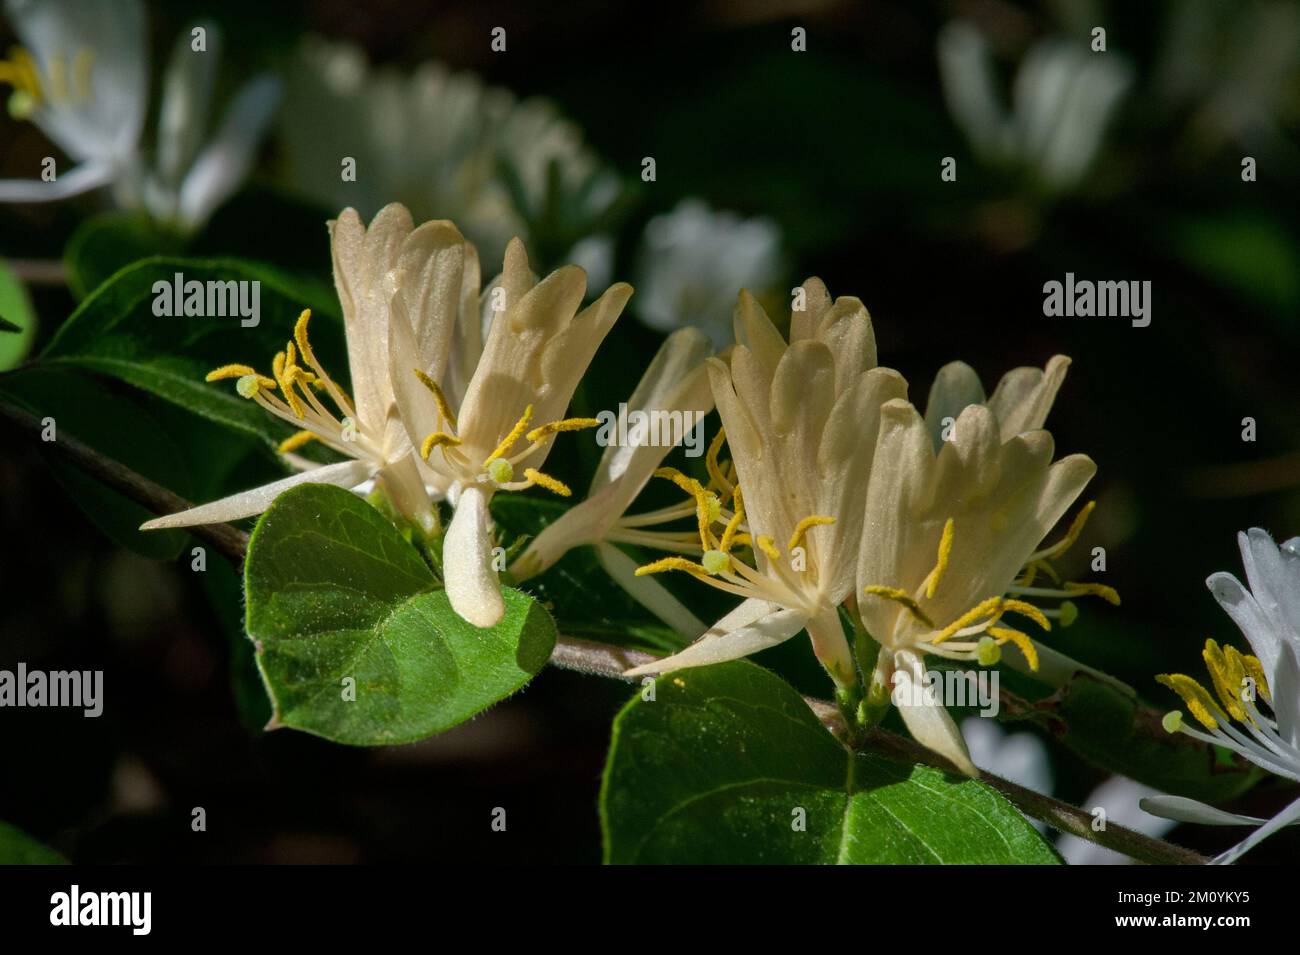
508;328;715;637
0;0;280;232
1142;529;1300;864
625;281;906;688
141;204;454;535
390;234;631;628
633;199;783;349
855;357;1113;776
938;20;1132;193
280;37;617;269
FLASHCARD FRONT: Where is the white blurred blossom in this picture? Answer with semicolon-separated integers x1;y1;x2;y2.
633;199;782;348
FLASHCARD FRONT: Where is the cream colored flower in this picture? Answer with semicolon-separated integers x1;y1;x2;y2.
390;236;631;628
625;281;905;687
142;204;456;534
855;357;1111;776
508;328;714;637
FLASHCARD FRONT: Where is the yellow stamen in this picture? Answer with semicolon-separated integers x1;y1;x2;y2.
206;363;259;382
635;556;712;577
653;467;717;550
421;431;462;460
0;47;43;105
719;486;745;553
931;597;1008;645
989;626;1038;671
278;430;319;455
1156;673;1221;730
923;518;955;600
413;369;458;432
272;351;303;418
523;468;571;497
788;515;835;552
755;535;781;561
1037;500;1096;561
1240;652;1271;705
293;310;318;368
1203;639;1248;722
1064;582;1121;606
863;585;934;628
999;599;1052;632
525;417;600;442
485;405;533;465
705;428;733;493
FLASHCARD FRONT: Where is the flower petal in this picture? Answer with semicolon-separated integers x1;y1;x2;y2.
1211;794;1300;865
139;458;374;529
1139;795;1265;827
443;484;505;628
594;542;707;639
623;602;804;677
893;650;979;777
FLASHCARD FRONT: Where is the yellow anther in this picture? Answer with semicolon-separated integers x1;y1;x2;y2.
420;431;461;460
277;430;319;455
705;428;733;493
1037;500;1096;561
862;585;934;628
293;310;318;368
1162;710;1184;734
1203;639;1248;722
206;363;259;382
413;369;458;431
1240;652;1271;705
701;550;732;575
788;515;835;552
755;535;781;561
976;636;1001;666
930;596;1008;645
1156;673;1221;730
719;486;745;553
1065;582;1121;606
653;466;706;497
989;626;1038;671
0;47;43;106
485;405;533;465
488;458;515;484
523;468;571;497
272;351;303;418
999;599;1051;632
923;518;955;600
525;417;600;442
654;467;718;550
635;556;711;577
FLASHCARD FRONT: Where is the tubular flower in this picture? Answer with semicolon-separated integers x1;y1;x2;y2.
143;204;455;534
390;234;631;628
1142;530;1300;865
856;358;1108;777
625;281;906;688
507;328;715;637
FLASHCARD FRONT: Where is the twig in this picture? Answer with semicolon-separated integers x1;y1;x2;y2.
4;258;68;286
0;399;250;562
7;412;1209;864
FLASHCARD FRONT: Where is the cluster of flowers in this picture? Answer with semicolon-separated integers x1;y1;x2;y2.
142;204;1119;780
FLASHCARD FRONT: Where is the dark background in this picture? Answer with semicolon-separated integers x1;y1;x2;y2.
2;0;1299;862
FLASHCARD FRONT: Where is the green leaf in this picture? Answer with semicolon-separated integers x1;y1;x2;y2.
601;660;1060;864
63;212;185;301
41;256;343;450
0;821;66;864
0;259;37;371
245;483;557;745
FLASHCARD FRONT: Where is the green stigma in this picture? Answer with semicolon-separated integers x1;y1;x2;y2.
701;549;731;575
976;636;1001;666
1058;600;1079;627
236;374;261;399
1162;710;1183;734
488;458;514;485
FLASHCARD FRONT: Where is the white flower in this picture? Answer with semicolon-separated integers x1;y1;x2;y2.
1142;529;1300;864
0;1;280;232
390;235;631;628
633;199;782;348
508;328;714;637
142;204;455;535
625;281;903;688
1057;777;1175;865
280;37;615;269
937;20;1132;193
855;357;1108;775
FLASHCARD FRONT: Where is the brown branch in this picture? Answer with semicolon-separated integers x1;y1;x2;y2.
0;399;250;562
7;409;1209;864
